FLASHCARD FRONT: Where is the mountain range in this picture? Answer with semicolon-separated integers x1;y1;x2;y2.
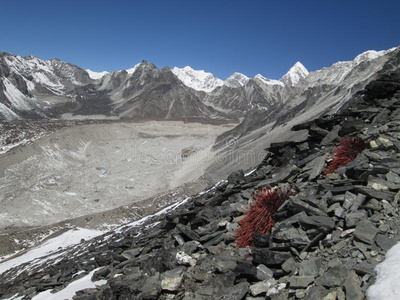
2;47;398;125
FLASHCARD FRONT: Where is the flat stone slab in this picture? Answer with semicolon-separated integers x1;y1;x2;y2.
354;219;378;245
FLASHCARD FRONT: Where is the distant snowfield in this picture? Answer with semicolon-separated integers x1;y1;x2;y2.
367;241;400;300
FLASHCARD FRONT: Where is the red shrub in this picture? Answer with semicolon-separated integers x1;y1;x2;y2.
235;187;295;248
324;137;367;174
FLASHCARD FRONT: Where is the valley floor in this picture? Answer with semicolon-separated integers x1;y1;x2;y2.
0;120;236;255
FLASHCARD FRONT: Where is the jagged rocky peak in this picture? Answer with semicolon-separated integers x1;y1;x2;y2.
171;66;224;92
280;61;309;86
125;62;141;74
224;72;250;88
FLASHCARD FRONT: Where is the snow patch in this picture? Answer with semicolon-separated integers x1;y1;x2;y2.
86;69;109;80
2;78;34;111
367;241;400;300
31;268;107;300
0;228;105;276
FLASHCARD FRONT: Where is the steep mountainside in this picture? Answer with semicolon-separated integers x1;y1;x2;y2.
205;47;400;183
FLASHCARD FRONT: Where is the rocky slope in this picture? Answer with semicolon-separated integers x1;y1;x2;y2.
203;47;400;184
1;59;400;300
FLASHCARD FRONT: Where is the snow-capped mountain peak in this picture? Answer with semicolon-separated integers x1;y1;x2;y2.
224;72;249;88
86;69;109;80
171;66;223;92
353;47;397;65
280;61;309;86
254;74;285;86
126;63;141;74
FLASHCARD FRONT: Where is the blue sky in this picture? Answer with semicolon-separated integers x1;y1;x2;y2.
1;0;399;79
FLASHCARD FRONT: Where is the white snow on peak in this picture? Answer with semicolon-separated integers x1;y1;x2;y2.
126;63;141;74
85;69;109;80
354;47;397;65
254;74;285;87
224;72;250;88
280;61;309;86
171;66;224;92
367;241;400;300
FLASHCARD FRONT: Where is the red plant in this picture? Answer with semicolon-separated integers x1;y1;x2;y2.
235;187;295;248
324;137;367;174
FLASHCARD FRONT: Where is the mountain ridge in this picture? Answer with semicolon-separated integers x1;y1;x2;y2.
1;47;398;123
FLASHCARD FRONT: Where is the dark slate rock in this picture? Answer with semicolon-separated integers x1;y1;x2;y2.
282;257;298;273
92;268;111;281
340;119;368;135
252;233;271;248
299;258;322;277
176;223;200;241
213;255;238;273
304;286;332;300
227;170;245;184
342;191;357;210
181;241;200;255
308;155;327;180
288;196;327;216
288;276;315;289
387;171;400;184
352;261;376;275
315;265;350;287
354;220;379;245
297;152;321;168
298;215;335;230
252;249;292;266
160;266;185;291
121;248;141;260
273;226;310;248
235;259;257;279
376;234;397;251
345;211;367;228
321;125;340;146
353;185;395;200
220;282;249;300
256;264;274;281
374;158;400;175
141;273;161;300
343;271;364;300
257;165;298;186
372;108;391;125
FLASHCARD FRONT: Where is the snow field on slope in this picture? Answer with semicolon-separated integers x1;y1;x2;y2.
30;268;107;300
367;241;400;300
0;228;105;276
